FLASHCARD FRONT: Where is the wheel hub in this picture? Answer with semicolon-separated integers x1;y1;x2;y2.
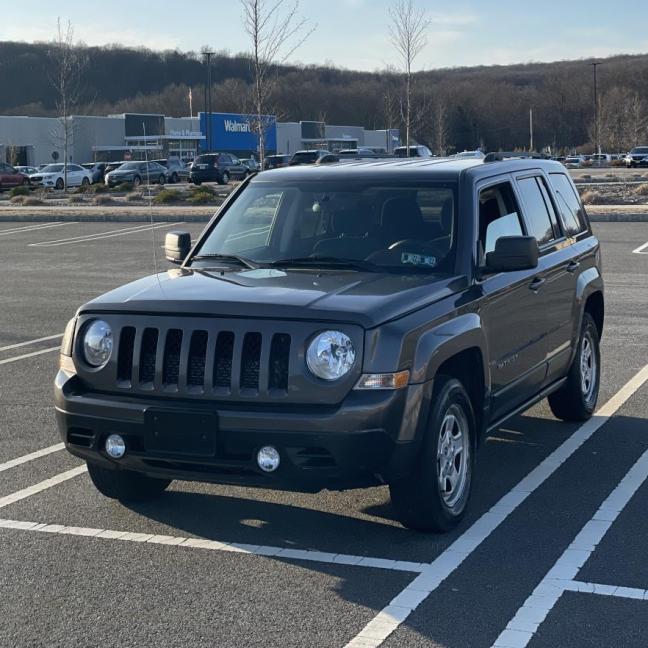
437;405;470;508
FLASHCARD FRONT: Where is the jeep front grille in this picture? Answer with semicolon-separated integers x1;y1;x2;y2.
114;324;291;396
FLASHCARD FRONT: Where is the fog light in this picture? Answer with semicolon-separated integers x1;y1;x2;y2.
105;434;126;459
257;446;280;472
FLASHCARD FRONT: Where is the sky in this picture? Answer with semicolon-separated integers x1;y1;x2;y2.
1;0;647;71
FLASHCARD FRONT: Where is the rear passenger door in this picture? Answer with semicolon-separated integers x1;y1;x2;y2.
515;173;577;385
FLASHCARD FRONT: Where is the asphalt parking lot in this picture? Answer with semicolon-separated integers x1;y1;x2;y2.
0;219;647;648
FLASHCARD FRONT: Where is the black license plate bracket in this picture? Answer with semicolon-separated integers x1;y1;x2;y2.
144;410;218;457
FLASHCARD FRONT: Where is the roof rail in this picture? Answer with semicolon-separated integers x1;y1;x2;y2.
484;151;546;163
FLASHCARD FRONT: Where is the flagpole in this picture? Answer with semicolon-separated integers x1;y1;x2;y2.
189;88;193;119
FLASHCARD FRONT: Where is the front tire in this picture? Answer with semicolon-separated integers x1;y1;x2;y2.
87;462;171;502
55;178;64;190
133;176;141;187
170;172;178;183
548;312;600;421
81;177;90;187
390;375;475;532
220;171;230;185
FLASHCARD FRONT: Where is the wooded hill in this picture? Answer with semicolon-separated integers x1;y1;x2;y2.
2;40;648;153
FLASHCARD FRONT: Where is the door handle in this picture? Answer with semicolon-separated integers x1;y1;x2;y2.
567;260;580;273
529;277;546;292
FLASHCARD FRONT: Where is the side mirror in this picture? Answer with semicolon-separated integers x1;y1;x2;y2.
485;235;538;273
165;230;191;264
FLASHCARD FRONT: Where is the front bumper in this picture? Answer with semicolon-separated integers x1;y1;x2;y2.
55;370;430;492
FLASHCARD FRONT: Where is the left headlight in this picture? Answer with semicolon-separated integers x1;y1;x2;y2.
306;330;355;381
83;320;113;368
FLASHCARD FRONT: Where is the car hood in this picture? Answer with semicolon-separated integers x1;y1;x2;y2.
80;267;467;328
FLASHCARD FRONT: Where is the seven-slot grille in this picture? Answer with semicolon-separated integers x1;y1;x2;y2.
115;325;291;396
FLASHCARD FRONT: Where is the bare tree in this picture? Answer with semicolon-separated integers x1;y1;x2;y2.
241;0;315;165
388;0;430;155
49;18;86;191
432;99;448;156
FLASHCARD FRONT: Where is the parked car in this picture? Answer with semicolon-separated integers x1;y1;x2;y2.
241;158;261;173
394;145;433;158
263;154;291;170
289;150;332;166
452;150;486;160
563;156;584;169
104;161;128;175
190;153;248;185
29;163;92;189
315;153;340;164
15;165;39;176
105;161;167;188
624;147;648;168
590;154;612;166
81;162;107;184
0;163;29;190
152;157;189;184
55;156;603;533
338;148;385;159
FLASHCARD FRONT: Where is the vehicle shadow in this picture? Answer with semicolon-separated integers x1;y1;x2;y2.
124;411;578;564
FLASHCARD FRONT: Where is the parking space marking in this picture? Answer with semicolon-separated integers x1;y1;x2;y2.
0;333;62;353
0;515;428;573
0;465;86;510
0;346;60;365
345;363;648;648
563;580;648;600
0;443;65;473
0;222;73;236
29;222;181;247
492;445;648;648
633;240;648;254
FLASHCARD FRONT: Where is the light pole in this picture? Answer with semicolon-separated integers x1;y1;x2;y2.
591;62;600;155
204;51;214;152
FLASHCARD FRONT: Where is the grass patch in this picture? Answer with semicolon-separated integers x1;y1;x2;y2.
93;195;114;205
68;195;85;204
112;182;134;192
9;185;30;198
125;191;143;201
153;189;182;204
633;183;648;196
580;190;604;205
187;190;218;204
10;195;43;206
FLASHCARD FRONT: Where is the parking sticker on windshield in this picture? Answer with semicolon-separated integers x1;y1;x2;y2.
401;252;437;267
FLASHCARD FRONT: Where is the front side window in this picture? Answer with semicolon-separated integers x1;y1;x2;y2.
192;181;458;273
478;182;524;256
516;177;556;247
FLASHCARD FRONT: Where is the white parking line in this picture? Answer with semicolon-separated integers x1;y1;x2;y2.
0;465;86;509
0;515;428;572
563;580;648;601
0;443;65;473
0;333;63;353
492;445;648;647
0;346;60;365
28;222;181;247
0;222;73;236
632;240;648;254
345;364;648;648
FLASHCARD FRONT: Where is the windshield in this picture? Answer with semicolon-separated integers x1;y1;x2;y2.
41;164;64;172
192;180;457;273
632;147;648;154
116;162;141;170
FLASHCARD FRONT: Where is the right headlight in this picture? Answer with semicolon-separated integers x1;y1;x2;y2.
82;319;113;368
306;330;355;381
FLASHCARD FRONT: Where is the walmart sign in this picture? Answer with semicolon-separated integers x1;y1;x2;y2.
200;112;277;153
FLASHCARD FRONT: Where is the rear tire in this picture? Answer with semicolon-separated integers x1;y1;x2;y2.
55;178;64;190
158;174;166;185
81;177;90;187
548;312;600;421
133;176;141;187
220;171;230;185
87;462;171;502
390;375;475;532
170;172;178;183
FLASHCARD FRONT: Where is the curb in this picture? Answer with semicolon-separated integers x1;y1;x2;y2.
587;213;648;222
0;213;215;223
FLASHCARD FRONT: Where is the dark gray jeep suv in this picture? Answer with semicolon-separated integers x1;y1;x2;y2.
55;157;604;532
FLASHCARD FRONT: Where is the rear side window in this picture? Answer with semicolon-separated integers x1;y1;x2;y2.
478;182;524;255
548;173;586;237
516;177;556;247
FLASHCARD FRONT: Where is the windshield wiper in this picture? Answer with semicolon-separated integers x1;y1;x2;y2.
190;253;260;270
269;256;379;272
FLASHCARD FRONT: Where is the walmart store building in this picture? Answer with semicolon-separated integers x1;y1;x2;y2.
0;111;398;166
